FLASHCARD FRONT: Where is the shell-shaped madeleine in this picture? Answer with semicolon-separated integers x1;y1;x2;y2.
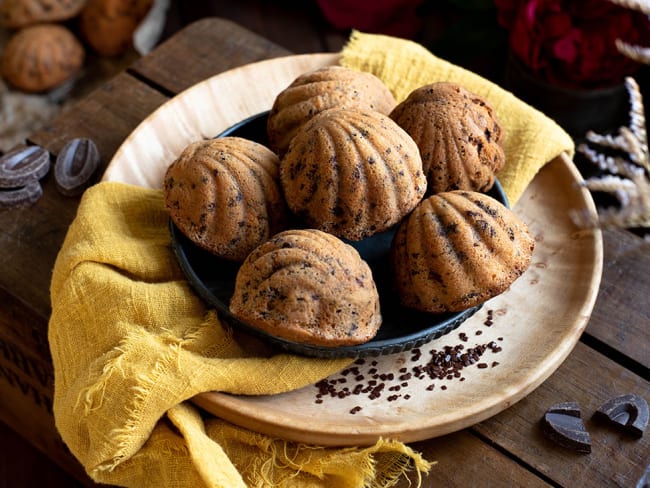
390;82;505;194
0;24;84;93
280;107;427;241
391;191;535;313
164;137;287;261
230;229;381;347
267;65;396;156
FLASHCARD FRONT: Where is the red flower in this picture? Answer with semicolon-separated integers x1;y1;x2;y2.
496;0;650;89
494;0;521;29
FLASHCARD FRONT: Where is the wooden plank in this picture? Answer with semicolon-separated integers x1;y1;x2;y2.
401;431;552;487
585;229;650;371
0;75;169;318
129;17;292;95
473;342;649;487
248;2;339;54
163;2;337;55
28;73;169;159
0;421;88;488
0;289;97;486
0;183;78;317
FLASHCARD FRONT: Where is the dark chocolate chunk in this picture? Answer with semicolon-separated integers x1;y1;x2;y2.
54;138;101;196
0;180;43;209
0;146;50;188
593;393;648;438
540;402;591;453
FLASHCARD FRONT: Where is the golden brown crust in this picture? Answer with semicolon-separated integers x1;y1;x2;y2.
163;137;287;262
267;65;396;157
390;82;505;194
79;0;153;56
391;191;534;313
229;229;381;347
0;0;87;28
0;24;85;93
280;107;426;241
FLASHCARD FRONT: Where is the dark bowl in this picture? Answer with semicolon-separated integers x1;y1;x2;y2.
169;111;510;358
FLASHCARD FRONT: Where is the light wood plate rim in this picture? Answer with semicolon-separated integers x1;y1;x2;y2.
104;54;603;446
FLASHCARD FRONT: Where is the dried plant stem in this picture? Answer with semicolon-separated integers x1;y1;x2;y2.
607;0;650;64
606;0;650;15
573;77;650;230
615;40;650;64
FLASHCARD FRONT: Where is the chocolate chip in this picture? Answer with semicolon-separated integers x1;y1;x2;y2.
593;393;648;438
0;146;50;188
0;180;43;209
54;138;101;196
541;402;591;453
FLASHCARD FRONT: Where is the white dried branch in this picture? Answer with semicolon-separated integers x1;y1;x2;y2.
626;77;648;148
595;173;650;227
607;0;650;14
581;174;638;194
573;74;650;230
573;172;650;228
578;143;640;178
583;131;627;152
616;39;650;64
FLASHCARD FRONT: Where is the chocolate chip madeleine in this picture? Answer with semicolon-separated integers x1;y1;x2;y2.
164;137;287;261
391;191;534;313
230;229;381;347
267;65;396;156
280;107;426;241
390;82;505;194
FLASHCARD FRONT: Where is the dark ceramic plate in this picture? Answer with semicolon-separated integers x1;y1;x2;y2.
169;111;509;358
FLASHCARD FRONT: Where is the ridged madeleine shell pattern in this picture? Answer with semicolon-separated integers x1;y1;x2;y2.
163;137;287;262
390;82;505;194
267;65;396;156
392;191;535;313
0;24;84;93
229;229;381;347
280;107;427;241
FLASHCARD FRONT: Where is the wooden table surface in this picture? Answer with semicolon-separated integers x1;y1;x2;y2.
1;17;648;487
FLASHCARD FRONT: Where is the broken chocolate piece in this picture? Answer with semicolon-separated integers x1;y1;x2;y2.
0;180;43;209
593;393;648;438
0;145;50;188
540;402;591;453
54;138;100;196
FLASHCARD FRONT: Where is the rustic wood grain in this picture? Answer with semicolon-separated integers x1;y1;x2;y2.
29;74;169;161
130;17;292;95
405;431;553;487
473;341;650;487
0;421;86;488
164;2;343;55
585;229;650;372
0;75;170;320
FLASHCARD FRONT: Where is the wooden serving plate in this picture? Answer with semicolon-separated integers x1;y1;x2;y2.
105;54;603;446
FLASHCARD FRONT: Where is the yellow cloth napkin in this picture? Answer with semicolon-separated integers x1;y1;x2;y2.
49;32;575;488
